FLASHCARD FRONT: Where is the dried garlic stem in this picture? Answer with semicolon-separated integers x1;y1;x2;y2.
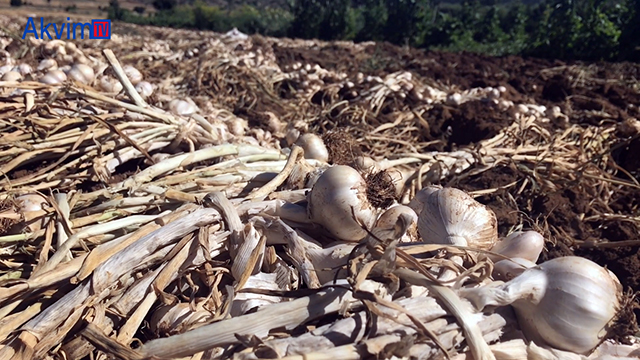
103;49;147;108
247;145;304;200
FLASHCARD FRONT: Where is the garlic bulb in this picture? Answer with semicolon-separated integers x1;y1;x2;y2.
492;257;536;281
490;230;544;263
135;81;154;98
307;165;378;241
13;64;32;75
295;133;329;163
39;69;67;84
415;186;498;250
98;75;123;93
373;205;418;243
462;256;622;354
0;64;13;77
123;65;143;85
1;71;22;81
37;58;58;71
66;63;94;84
285;128;300;146
15;193;48;233
169;99;198;116
352;156;380;173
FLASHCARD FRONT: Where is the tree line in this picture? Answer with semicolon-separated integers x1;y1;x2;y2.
106;0;640;62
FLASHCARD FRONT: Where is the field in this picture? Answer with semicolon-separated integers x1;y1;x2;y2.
0;12;639;360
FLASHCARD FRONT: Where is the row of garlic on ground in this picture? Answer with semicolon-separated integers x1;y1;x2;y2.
295;133;621;356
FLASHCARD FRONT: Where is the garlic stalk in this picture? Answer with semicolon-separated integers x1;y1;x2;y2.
461;256;622;354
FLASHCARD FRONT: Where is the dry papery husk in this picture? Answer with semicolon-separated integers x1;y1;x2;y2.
0;12;638;360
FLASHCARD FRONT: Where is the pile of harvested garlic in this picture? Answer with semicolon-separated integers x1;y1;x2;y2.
303;158;623;355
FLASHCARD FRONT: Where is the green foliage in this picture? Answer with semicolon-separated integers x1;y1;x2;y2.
107;0;128;21
356;0;388;41
152;0;177;11
106;0;640;62
384;0;420;45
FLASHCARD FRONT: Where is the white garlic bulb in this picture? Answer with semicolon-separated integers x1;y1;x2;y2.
462;256;622;354
135;81;154;98
490;230;544;263
307;165;378;241
1;71;22;81
123;65;143;85
12;64;32;75
0;64;13;77
37;58;57;71
98;75;123;93
295;133;329;163
15;193;48;233
352;156;380;173
492;257;536;281
374;205;417;243
66;63;94;84
168;99;197;116
39;69;67;84
415;186;498;250
285;128;300;146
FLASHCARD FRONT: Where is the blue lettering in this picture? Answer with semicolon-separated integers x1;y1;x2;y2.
72;23;91;39
52;23;64;39
40;18;52;40
22;17;38;39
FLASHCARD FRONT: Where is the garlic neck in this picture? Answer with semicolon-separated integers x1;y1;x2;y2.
461;267;548;310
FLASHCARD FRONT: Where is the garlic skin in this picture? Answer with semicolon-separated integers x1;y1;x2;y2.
416;185;498;250
295;133;329;163
490;230;544;263
307;165;377;241
462;256;622;354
